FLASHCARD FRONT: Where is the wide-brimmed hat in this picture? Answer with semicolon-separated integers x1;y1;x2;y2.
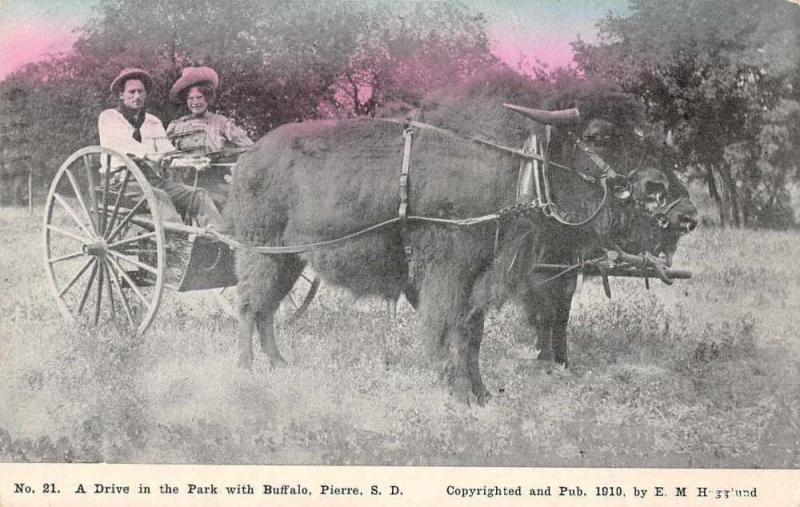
169;66;220;102
109;68;154;94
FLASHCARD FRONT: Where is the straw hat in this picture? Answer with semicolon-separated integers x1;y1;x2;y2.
109;68;154;94
169;66;220;102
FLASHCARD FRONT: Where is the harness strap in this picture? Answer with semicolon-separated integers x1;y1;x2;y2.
207;210;510;255
399;126;413;220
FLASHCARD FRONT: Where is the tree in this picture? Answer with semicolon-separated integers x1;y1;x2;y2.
1;0;496;188
573;0;800;227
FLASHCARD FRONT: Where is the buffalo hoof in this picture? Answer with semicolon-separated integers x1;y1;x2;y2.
268;356;288;371
238;352;254;370
474;387;492;407
450;376;474;406
449;378;492;407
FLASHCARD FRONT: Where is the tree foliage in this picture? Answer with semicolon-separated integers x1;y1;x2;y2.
1;0;496;186
573;0;800;227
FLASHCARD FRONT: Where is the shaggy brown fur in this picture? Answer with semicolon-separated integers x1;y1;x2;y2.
228;68;692;404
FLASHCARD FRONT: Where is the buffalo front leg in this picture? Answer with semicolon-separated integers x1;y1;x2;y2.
415;259;491;405
236;252;303;370
526;273;577;366
237;305;257;369
255;310;286;369
465;309;490;404
444;312;490;406
521;287;554;361
257;255;305;369
549;273;577;366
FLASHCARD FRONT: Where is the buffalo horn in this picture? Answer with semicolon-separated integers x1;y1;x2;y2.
503;103;580;124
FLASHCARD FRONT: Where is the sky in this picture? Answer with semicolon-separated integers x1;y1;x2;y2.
0;0;630;78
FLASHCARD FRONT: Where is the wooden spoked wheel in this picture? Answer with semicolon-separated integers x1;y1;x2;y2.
216;267;320;324
43;146;166;335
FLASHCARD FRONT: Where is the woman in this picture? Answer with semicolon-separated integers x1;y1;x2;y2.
167;67;254;215
166;66;253;154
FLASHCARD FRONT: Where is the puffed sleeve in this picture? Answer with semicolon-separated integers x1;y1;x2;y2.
165;119;178;141
223;118;254;147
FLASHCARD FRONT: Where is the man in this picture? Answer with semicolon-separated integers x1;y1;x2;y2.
98;67;224;229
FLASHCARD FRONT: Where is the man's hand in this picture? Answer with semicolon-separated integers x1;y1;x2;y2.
144;152;165;163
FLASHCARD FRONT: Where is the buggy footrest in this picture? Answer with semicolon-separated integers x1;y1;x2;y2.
175;234;238;291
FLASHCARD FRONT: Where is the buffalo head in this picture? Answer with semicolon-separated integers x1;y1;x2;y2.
502;102;631;190
616;166;698;267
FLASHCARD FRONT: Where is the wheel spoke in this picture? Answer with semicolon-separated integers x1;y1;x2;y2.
94;258;105;324
100;155;111;233
106;231;156;250
107;198;147;243
107;249;159;275
103;260;115;324
83;154;98;212
78;261;99;313
47;224;93;244
300;272;315;283
59;257;95;297
106;255;151;310
64;168;98;234
53;192;96;239
103;169;131;238
49;250;87;264
105;259;134;327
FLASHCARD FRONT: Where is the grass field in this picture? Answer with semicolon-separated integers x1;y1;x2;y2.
1;206;798;467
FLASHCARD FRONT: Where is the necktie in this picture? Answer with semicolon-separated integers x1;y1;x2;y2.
117;105;145;142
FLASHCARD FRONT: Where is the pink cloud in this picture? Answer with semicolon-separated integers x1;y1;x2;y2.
490;36;577;70
0;20;78;76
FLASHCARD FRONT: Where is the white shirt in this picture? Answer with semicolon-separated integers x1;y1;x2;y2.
98;108;176;169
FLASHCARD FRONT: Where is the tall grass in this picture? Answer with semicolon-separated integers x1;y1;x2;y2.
1;207;798;467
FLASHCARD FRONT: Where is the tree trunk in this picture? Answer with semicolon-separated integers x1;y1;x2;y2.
740;182;753;227
706;164;730;228
705;166;725;227
721;167;741;228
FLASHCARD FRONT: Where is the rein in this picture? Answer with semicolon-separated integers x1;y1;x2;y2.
208;203;535;255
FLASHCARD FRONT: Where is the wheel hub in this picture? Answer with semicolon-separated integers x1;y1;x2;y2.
82;241;106;256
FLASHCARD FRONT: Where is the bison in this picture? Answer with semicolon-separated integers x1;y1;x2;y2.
521;162;698;366
229;69;694;404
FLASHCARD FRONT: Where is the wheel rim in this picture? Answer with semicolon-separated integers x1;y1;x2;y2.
216;266;320;323
43;146;166;335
